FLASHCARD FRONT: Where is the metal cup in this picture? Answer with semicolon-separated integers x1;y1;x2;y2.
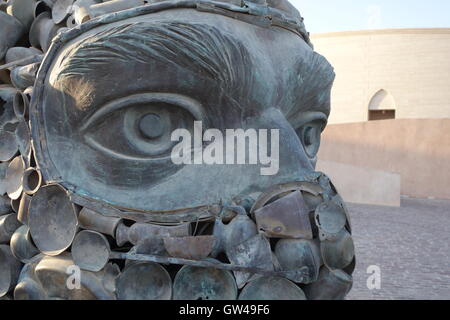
0;244;22;297
28;184;79;256
239;276;306;300
173;264;237;300
116;262;172;300
10;225;40;263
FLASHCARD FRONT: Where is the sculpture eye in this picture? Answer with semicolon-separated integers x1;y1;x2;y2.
80;93;203;161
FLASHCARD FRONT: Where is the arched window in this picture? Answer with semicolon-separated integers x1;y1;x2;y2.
368;89;396;121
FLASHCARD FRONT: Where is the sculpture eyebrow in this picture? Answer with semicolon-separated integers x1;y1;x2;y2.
57;21;253;98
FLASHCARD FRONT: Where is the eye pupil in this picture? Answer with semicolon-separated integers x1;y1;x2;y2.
139;113;164;139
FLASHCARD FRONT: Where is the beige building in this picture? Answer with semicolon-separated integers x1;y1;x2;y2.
311;28;450;124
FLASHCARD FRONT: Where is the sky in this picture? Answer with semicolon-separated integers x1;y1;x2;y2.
290;0;450;33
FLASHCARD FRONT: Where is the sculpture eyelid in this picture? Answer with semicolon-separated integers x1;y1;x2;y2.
79;93;205;132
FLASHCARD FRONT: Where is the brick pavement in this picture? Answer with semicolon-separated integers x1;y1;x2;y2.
345;197;450;300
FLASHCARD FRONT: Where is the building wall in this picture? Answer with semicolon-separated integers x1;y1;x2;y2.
311;29;450;124
318;119;450;200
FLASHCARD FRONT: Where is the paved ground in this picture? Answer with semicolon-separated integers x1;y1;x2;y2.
345;197;450;300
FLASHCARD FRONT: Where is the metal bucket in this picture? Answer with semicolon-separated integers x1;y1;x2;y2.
275;238;322;284
51;0;74;24
29;12;63;52
28;184;78;256
116;262;172;300
212;211;257;257
8;0;40;29
0;244;22;297
320;229;355;270
5;47;42;65
10;225;40;263
302;266;353;300
0;130;18;162
226;234;274;289
254;190;313;239
0;11;25;60
0;213;21;244
173;264;237;300
72;230;111;272
239;276;306;300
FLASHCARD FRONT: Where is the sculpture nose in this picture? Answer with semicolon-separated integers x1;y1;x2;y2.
254;107;315;179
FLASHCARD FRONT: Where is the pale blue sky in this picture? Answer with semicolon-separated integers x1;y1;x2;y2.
290;0;450;33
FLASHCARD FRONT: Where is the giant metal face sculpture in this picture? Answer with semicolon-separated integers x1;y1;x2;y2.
32;1;334;220
1;0;355;300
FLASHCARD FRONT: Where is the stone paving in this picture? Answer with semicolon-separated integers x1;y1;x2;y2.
345;197;450;300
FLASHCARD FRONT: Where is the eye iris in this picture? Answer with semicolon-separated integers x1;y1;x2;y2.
139;113;164;139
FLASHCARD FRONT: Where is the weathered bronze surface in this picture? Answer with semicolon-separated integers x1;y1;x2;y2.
0;0;356;300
